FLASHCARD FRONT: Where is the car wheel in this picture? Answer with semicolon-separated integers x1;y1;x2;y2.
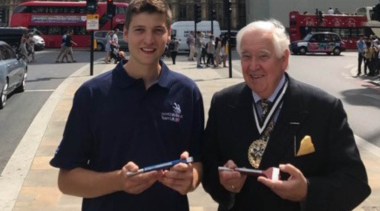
0;80;8;109
333;48;341;55
299;47;307;55
16;70;27;93
97;43;104;51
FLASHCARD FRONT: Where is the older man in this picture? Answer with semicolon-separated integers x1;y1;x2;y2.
202;19;370;211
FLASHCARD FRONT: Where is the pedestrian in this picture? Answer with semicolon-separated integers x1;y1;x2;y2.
55;31;69;63
104;30;113;63
221;35;229;67
202;19;371;211
19;33;29;62
61;30;77;63
187;31;195;61
50;0;204;210
195;31;203;68
201;33;207;64
28;33;35;63
214;36;222;68
169;35;180;64
206;34;215;67
357;35;367;76
333;8;341;14
328;7;334;14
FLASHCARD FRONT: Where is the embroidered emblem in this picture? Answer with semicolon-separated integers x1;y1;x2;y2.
161;102;183;123
173;103;181;115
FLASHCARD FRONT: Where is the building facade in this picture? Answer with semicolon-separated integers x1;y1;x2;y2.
246;0;380;28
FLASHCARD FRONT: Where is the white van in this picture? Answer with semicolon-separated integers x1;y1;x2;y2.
171;21;221;52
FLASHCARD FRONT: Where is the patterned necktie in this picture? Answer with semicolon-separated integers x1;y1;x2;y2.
248;99;275;168
261;100;270;119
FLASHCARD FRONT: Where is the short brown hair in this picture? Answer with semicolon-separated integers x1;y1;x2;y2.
124;0;172;30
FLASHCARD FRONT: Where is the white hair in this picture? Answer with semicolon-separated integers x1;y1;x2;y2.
236;19;290;58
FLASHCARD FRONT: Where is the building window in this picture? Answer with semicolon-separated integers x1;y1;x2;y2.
179;4;187;21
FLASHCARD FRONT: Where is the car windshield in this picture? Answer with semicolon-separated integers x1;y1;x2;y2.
303;33;313;41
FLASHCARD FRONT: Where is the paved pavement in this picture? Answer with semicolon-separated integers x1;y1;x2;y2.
1;55;379;211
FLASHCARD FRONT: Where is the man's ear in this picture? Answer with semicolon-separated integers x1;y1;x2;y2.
282;49;290;70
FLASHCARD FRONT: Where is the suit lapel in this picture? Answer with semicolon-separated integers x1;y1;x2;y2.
260;76;309;169
227;84;258;147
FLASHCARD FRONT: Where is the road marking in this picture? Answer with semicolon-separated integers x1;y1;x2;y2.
0;63;92;211
25;89;55;92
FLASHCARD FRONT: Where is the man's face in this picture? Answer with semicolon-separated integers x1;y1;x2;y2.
123;12;170;66
240;30;289;99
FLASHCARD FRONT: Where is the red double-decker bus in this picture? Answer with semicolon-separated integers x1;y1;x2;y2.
289;11;368;49
10;1;128;48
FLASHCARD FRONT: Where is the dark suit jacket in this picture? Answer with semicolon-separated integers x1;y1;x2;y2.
202;75;371;211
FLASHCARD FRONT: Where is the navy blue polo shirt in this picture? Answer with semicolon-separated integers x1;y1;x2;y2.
50;60;204;211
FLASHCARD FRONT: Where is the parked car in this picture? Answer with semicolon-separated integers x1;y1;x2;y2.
289;32;346;55
0;27;28;51
0;41;28;109
220;30;238;47
94;30;128;52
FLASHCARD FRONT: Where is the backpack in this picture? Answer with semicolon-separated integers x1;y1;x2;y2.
168;42;175;51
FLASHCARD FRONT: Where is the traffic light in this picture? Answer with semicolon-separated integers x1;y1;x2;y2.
212;10;216;20
372;3;380;21
194;3;201;23
86;0;97;14
224;0;231;14
107;0;114;18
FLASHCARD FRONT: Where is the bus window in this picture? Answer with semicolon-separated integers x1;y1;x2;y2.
116;7;126;14
351;28;359;38
340;28;350;38
13;6;29;13
48;26;62;35
332;28;339;35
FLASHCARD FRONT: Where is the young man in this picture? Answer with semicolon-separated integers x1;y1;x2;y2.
202;19;370;211
50;1;204;210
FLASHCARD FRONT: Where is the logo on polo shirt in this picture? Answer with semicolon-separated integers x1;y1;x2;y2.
161;103;183;123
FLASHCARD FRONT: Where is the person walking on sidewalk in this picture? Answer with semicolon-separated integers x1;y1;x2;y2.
187;31;195;61
55;31;69;63
195;31;203;68
214;37;222;68
169;35;180;64
202;19;370;211
61;30;77;63
206;34;215;67
50;1;204;210
357;35;367;76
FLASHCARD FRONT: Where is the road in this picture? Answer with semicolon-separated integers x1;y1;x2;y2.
0;49;105;173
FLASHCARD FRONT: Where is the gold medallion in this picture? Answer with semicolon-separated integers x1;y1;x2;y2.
248;139;267;168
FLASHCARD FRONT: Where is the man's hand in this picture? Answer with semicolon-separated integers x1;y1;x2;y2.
257;164;308;202
219;160;247;193
118;162;162;194
159;151;195;195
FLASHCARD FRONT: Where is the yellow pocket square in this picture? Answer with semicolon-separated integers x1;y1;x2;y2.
296;135;315;156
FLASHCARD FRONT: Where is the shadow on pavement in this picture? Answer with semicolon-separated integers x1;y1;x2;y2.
340;87;380;108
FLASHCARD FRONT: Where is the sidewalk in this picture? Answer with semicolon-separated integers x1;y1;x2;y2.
3;55;380;210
